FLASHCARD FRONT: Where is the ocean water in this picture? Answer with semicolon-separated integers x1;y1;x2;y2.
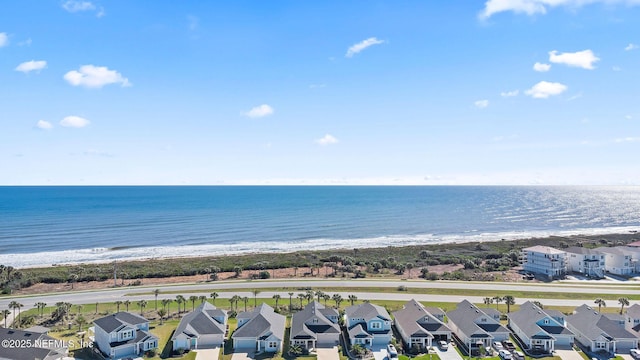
0;186;639;268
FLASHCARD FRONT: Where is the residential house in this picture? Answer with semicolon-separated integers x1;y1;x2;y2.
393;299;451;350
507;301;574;353
93;312;158;360
565;247;605;278
232;303;286;353
290;301;340;350
624;304;640;338
595;247;634;276
619;246;640;273
0;327;68;360
447;300;510;355
566;305;637;353
521;246;567;280
171;302;227;351
345;302;393;347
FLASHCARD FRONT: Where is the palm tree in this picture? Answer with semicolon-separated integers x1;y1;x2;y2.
175;295;185;314
189;295;198;311
15;302;23;327
230;295;241;312
8;301;21;328
332;294;343;308
348;294;358;306
76;304;83;315
199;295;207;304
532;301;544;309
243;297;249;312
233;266;243;278
406;263;414;278
316;290;325;302
619;297;630;314
252;290;261;307
153;289;160;310
124;300;131;312
594;298;606;313
95;302;99;314
288;292;294;312
158;308;167;324
503;295;515;313
2;309;10;328
493;296;502;310
76;314;86;332
137;300;147;315
68;273;79;290
273;294;281;309
297;293;305;308
483;297;493;306
323;294;330;305
161;299;172;317
210;292;219;305
115;300;123;312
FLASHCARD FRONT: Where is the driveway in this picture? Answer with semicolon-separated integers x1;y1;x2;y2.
371;345;388;360
317;346;340;360
555;349;584;360
231;350;255;360
434;346;464;360
195;347;220;360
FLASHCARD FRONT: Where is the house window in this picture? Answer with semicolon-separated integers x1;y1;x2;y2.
269;342;278;348
596;342;606;349
370;322;382;329
312;318;318;324
544;319;549;325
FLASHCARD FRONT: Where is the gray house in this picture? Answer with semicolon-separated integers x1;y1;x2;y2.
0;327;68;360
507;301;574;353
566;304;637;354
345;302;393;347
290;301;340;350
625;304;640;337
171;302;227;351
232;303;286;353
93;312;158;359
447;300;510;355
393;299;451;350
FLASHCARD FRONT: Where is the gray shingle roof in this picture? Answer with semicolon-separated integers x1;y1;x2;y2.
345;303;390;322
171;302;227;341
508;301;573;340
447;300;509;339
393;299;450;339
93;311;148;333
232;303;285;341
0;328;67;360
567;305;636;340
627;304;640;319
565;247;601;255
348;324;372;339
290;301;340;340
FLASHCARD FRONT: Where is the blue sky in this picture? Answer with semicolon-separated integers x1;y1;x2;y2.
1;0;640;185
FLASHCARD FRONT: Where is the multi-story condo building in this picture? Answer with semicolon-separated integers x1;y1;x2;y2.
521;246;567;280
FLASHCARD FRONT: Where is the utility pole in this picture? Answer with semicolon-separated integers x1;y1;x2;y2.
113;260;117;287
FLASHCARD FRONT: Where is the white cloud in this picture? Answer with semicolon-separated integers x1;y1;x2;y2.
60;116;90;128
64;65;130;88
316;134;339;145
18;38;32;47
479;0;640;19
615;137;640;143
567;92;583;101
612;66;622;71
474;99;489;108
0;33;8;47
549;49;600;70
525;81;568;98
346;37;385;58
36;120;53;130
15;60;47;73
244;104;274;118
62;1;95;12
625;115;632;120
625;43;638;51
500;89;519;97
533;62;551;72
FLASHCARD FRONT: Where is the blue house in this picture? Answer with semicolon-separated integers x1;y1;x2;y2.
345;303;392;347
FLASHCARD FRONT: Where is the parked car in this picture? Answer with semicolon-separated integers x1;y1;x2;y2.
439;340;449;350
630;349;640;360
499;350;513;360
387;344;398;359
513;351;525;360
493;342;505;351
502;340;516;351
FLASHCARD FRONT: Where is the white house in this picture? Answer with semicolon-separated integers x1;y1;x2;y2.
393;299;451;350
290;301;340;350
93;312;158;360
625;304;640;337
595;247;634;276
565;247;605;278
447;300;510;355
521;246;567;280
566;305;637;354
345;302;393;347
232;303;286;353
171;302;227;351
507;301;574;353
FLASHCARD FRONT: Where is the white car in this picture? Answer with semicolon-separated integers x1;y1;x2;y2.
499;350;513;360
493;342;505;351
439;340;449;350
514;351;525;360
387;344;398;359
631;349;640;360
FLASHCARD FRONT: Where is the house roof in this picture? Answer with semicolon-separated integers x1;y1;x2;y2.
424;307;446;319
232;303;285;341
595;247;630;256
447;300;509;339
171;302;227;341
523;246;565;254
348;324;372;339
93;311;148;333
393;299;450;339
565;247;601;256
290;301;340;340
345;302;391;322
508;301;573;340
110;328;157;348
627;304;640;319
0;328;66;360
567;305;636;340
480;307;501;319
